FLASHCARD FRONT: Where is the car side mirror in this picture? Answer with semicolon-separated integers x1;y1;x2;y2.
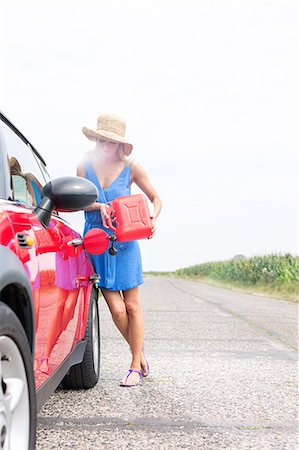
33;176;98;228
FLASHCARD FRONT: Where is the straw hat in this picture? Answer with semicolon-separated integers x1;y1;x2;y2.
82;114;133;154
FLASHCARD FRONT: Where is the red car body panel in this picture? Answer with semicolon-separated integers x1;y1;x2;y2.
0;202;94;390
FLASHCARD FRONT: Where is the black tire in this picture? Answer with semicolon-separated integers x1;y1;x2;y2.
61;288;100;389
0;302;36;450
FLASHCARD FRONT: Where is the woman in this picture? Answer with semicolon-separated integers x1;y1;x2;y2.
77;114;162;387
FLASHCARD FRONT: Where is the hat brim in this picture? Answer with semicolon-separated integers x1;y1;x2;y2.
82;127;133;153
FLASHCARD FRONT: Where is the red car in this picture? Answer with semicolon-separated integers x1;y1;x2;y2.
0;112;106;449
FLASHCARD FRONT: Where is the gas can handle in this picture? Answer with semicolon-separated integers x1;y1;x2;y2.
106;204;116;231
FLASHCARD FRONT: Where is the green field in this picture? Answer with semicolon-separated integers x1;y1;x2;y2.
146;254;299;302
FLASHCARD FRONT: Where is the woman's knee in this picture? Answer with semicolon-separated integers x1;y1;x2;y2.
123;288;142;316
125;299;142;317
102;290;126;320
111;305;127;321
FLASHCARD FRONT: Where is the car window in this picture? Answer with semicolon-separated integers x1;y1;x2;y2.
34;155;51;185
1;121;47;206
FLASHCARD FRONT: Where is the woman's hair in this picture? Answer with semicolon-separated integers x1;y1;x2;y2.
9;157;23;175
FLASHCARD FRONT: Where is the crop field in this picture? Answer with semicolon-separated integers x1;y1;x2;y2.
149;254;299;302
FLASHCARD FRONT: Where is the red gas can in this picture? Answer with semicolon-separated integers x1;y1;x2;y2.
107;194;153;242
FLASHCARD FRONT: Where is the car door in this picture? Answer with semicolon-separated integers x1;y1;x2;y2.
0;118;89;387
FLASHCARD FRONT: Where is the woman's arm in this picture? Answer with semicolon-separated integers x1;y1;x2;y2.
131;161;162;225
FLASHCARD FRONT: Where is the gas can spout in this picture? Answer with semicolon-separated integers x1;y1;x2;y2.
108;234;118;256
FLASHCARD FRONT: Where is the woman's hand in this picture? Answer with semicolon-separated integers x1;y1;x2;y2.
98;203;111;229
148;217;157;239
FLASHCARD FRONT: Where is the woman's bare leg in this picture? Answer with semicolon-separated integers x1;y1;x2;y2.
101;289;129;340
40;288;68;373
102;288;148;382
121;287;144;384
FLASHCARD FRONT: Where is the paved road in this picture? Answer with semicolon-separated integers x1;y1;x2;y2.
36;276;298;449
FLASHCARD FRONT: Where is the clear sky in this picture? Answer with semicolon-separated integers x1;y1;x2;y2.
1;0;298;271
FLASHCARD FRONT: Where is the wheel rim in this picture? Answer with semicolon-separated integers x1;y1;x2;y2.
92;299;99;375
0;336;30;450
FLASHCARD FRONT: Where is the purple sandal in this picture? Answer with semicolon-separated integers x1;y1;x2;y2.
120;369;143;387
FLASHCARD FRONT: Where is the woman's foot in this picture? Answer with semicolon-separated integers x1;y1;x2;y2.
33;358;39;371
39;357;49;374
120;369;143;387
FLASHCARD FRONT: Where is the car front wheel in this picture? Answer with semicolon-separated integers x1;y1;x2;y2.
0;302;36;450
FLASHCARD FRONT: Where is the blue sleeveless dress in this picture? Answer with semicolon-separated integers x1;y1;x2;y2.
83;160;144;291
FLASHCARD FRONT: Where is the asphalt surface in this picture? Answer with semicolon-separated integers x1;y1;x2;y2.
36;276;298;449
